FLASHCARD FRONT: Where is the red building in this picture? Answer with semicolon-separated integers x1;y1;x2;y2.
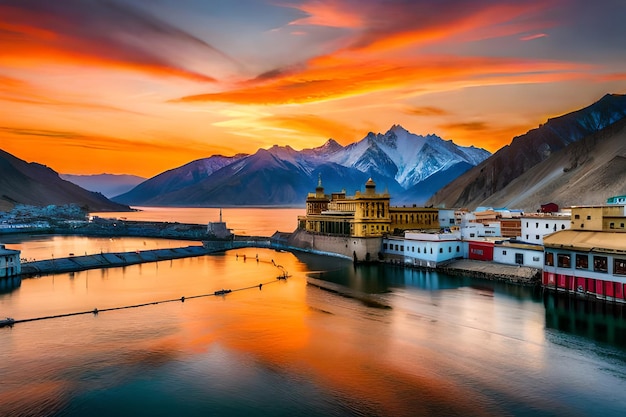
467;240;494;261
540;202;559;213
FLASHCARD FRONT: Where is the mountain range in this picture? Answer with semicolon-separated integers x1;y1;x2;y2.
2;94;625;213
427;93;626;210
0;149;130;212
113;126;491;206
60;173;145;198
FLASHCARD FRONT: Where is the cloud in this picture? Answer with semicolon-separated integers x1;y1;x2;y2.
0;0;234;82
405;106;449;117
520;33;548;41
439;121;490;132
175;54;587;105
261;114;362;143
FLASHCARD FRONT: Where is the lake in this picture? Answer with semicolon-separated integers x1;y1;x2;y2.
1;208;625;416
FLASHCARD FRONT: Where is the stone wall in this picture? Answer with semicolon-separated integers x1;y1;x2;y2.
286;229;383;262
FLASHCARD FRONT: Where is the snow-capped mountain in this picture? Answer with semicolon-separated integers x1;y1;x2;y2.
114;126;491;207
324;125;490;188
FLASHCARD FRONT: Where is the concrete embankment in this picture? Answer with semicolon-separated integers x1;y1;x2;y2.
437;259;541;286
20;246;209;276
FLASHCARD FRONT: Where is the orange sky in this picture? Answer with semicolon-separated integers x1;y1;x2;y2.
1;0;625;177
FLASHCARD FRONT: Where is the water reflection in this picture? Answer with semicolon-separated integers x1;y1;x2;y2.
544;291;626;348
0;276;21;294
303;258;542;302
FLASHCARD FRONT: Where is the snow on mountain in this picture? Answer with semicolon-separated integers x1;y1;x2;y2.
325;124;490;188
115;124;490;207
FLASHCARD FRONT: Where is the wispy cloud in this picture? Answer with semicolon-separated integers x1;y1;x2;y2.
0;0;234;82
405;106;449;117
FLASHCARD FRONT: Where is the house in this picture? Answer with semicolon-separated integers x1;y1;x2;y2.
493;240;544;268
0;244;21;278
520;213;571;245
542;205;626;303
383;231;463;268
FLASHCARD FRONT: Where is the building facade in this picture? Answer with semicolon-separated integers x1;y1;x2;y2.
542;205;626;303
493;241;544;268
383;231;463;268
0;244;21;278
520;213;571;245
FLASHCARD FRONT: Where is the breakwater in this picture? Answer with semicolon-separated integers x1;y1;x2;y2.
21;246;209;276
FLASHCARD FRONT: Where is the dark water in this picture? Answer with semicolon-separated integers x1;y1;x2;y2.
1;207;626;416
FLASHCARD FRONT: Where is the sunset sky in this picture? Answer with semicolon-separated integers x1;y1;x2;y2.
1;0;625;177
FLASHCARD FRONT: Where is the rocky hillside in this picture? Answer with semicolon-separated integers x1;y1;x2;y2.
474;116;626;211
0;148;131;212
427;93;626;209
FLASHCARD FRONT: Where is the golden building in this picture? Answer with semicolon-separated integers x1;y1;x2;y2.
299;177;446;237
389;206;439;232
299;177;391;237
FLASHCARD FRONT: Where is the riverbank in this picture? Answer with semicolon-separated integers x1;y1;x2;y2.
438;259;542;286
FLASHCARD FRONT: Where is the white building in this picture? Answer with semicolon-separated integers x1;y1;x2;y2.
520;213;570;245
459;222;501;239
0;244;21;278
438;209;456;229
493;241;544;268
383;231;463;268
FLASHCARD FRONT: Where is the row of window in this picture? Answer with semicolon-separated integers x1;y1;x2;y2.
546;252;626;275
525;222;567;230
383;243;461;254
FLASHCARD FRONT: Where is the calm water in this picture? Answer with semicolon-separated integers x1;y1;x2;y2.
1;208;626;417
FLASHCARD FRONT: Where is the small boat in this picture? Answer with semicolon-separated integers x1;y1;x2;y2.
0;317;15;327
214;289;232;296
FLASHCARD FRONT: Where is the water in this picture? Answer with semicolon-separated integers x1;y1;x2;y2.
1;208;626;417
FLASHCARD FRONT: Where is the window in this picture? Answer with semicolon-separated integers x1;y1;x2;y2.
526;234;529;240
515;253;524;264
575;254;588;270
400;245;404;251
448;247;452;253
615;259;626;276
526;222;529;227
557;254;571;268
456;246;460;252
533;256;540;262
546;224;549;229
610;222;615;229
575;214;580;219
395;244;399;251
593;256;608;273
536;235;540;240
536;222;539;228
383;243;388;250
561;225;566;230
418;247;421;253
545;252;554;266
586;215;591;220
439;248;443;253
503;250;507;255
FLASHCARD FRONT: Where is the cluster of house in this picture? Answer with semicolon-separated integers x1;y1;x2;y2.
298;177;626;303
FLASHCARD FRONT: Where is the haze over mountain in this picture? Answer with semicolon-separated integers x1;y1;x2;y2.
60;174;146;199
427;94;626;211
0;149;131;212
114;126;490;207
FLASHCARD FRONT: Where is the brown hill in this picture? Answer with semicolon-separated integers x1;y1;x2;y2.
427;93;626;210
473;117;626;211
0;148;131;212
